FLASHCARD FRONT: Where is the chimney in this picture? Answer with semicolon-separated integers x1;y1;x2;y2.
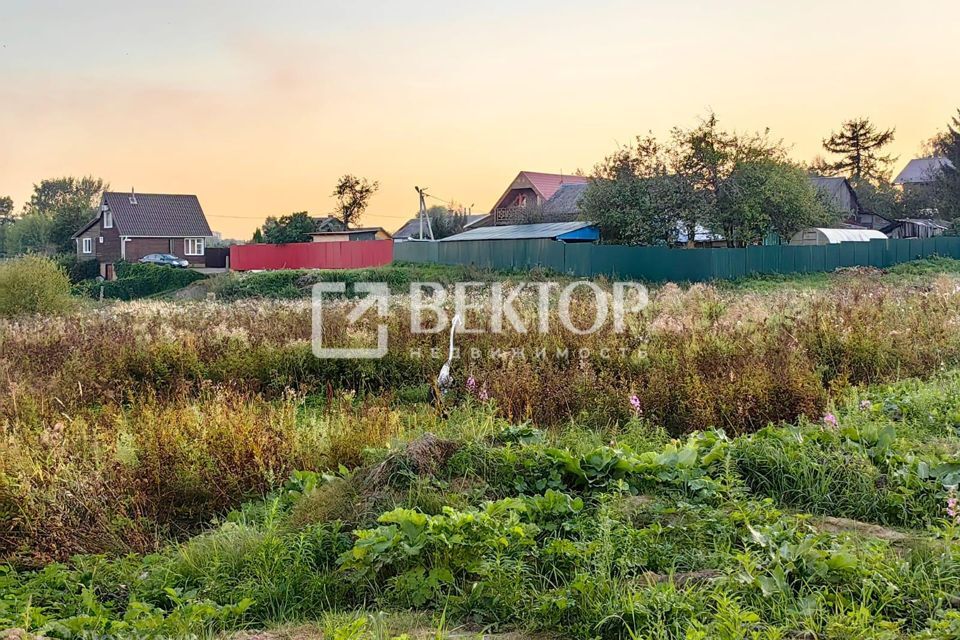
129;188;137;205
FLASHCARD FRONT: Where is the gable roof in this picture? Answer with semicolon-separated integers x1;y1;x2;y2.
393;214;488;239
491;171;588;211
101;192;212;237
893;157;955;185
314;216;348;232
543;182;589;218
809;175;860;213
309;227;392;238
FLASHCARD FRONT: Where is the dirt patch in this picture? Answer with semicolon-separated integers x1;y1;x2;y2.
639;569;723;587
814;516;910;543
228;627;322;640
366;433;460;488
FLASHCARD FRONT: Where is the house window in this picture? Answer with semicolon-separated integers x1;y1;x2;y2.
82;237;92;254
184;237;205;256
102;209;113;228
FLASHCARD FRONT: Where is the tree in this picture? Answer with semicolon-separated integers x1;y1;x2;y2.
817;118;896;183
251;228;264;244
716;160;836;245
0;197;13;256
426;206;468;239
260;212;317;244
4;212;54;256
579;176;679;245
11;176;107;254
332;174;379;227
933;109;960;218
583;114;785;246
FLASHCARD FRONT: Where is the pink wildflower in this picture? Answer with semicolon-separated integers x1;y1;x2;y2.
478;385;489;402
822;413;838;428
948;488;959;524
466;376;477;392
629;394;642;416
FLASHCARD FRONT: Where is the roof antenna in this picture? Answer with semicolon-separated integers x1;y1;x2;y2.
129;187;137;205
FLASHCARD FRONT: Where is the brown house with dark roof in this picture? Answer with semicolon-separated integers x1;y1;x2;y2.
72;190;213;278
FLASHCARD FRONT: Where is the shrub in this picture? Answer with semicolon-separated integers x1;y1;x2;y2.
53;253;101;283
0;254;75;317
78;261;205;300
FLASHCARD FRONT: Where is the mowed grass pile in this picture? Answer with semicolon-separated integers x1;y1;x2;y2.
4;374;960;639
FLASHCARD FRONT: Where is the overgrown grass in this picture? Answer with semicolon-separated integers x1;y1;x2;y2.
8;267;960;638
4;371;960;638
206;262;554;300
6;275;960;436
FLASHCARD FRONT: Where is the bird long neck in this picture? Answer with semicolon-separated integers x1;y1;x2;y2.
447;315;459;363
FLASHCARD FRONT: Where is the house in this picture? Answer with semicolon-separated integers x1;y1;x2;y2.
893;157;955;188
808;175;893;231
885;218;951;239
308;227;392;243
482;171;589;226
810;176;860;216
313;216;349;233
542;182;589;222
72;190;212;279
439;221;599;243
789;228;887;246
393;214;488;241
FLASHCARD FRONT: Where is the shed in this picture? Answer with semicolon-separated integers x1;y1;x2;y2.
789;228;887;246
308;227;392;243
438;221;599;243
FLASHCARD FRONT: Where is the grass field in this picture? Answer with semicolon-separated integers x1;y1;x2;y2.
4;260;960;639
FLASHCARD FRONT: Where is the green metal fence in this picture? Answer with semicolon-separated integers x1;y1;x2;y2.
394;236;960;282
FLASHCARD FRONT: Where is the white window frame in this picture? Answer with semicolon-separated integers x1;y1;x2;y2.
184;237;205;256
82;237;93;254
102;209;113;229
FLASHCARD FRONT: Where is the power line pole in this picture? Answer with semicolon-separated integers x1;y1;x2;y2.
414;186;435;240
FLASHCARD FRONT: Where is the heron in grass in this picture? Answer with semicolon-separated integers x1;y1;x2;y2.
430;313;461;405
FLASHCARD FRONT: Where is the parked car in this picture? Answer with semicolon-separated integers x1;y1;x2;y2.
139;253;190;268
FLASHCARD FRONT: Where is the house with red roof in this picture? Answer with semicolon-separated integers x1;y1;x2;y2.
479;171;589;226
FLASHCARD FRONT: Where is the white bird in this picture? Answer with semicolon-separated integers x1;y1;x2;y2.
435;313;461;393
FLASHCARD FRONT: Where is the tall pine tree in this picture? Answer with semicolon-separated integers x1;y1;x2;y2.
818;118;896;183
934;109;960;218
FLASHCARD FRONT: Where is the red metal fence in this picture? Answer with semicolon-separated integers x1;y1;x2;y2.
229;240;394;271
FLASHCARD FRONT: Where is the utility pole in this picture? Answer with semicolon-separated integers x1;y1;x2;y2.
414;186;435;241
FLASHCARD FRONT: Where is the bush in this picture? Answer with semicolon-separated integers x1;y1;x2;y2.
0;255;75;317
53;253;100;283
210;263;523;301
78;261;205;300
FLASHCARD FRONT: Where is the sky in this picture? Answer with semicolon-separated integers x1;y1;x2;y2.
1;0;958;239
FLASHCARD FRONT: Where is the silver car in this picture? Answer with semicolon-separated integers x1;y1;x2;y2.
139;253;190;268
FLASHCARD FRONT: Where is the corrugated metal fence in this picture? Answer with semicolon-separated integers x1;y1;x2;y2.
231;240;393;271
394;237;960;281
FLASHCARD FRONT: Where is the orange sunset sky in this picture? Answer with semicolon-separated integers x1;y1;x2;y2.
2;0;958;239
